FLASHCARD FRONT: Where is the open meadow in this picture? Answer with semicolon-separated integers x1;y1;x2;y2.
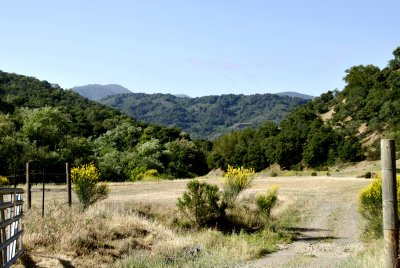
12;167;383;268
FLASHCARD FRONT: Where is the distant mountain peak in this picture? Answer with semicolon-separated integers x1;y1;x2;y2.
71;84;132;100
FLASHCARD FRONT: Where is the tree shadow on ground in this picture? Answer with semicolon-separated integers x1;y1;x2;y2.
280;227;338;242
58;258;75;268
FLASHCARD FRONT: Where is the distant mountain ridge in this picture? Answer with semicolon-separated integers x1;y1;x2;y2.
71;84;132;100
276;91;314;99
100;92;309;139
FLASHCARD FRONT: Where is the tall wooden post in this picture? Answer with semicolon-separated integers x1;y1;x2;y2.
381;139;398;268
66;163;72;206
25;162;31;210
42;170;45;218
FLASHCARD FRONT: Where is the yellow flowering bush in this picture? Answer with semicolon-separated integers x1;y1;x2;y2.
0;176;9;186
223;165;255;208
358;172;400;237
71;163;110;209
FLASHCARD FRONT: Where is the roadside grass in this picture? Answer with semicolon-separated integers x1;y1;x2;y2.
335;240;383;268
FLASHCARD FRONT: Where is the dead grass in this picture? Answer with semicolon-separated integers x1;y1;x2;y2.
21;200;195;267
16;176;298;268
15;167;378;267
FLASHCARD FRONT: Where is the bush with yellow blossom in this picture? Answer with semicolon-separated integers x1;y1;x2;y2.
223;165;255;208
71;163;110;209
358;172;400;237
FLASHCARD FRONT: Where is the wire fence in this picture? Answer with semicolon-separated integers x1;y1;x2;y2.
4;173;67;185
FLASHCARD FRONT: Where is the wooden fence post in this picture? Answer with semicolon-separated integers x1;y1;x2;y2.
41;170;45;218
25;162;31;210
381;139;399;268
66;163;72;206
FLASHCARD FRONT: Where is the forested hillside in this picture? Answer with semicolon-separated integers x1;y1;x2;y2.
208;47;400;171
276;91;314;99
1;47;398;181
100;93;309;139
0;71;208;182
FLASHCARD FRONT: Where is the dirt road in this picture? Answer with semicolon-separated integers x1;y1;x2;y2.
243;176;371;268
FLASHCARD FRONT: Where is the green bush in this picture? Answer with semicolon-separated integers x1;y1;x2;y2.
131;167;160;181
364;171;372;179
0;176;9;186
71;163;110;209
256;185;279;219
270;172;278;177
177;180;222;227
311;171;317;176
130;166;147;181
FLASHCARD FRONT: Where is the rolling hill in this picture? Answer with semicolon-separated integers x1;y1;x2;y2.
100;93;309;139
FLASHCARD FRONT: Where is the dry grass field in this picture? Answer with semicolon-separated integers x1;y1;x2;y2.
13;162;387;267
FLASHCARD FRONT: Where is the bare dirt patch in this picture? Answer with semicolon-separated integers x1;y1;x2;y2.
320;109;334;122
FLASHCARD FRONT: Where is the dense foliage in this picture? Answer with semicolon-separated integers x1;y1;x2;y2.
208;47;400;170
0;71;208;182
100;92;309;139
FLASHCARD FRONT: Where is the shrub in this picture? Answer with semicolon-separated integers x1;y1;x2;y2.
131;168;160;181
0;176;9;186
141;169;160;181
71;163;110;209
311;171;317;176
358;172;400;237
177;180;222;227
256;185;279;219
270;172;278;177
223;166;255;208
130;166;147;181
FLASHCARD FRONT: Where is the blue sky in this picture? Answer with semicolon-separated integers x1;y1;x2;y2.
1;0;399;97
